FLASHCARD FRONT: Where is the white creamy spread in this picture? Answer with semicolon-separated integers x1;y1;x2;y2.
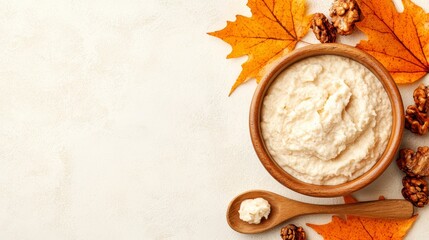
261;55;392;185
238;198;271;224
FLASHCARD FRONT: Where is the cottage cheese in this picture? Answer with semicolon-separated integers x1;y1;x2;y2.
238;198;271;224
261;55;392;185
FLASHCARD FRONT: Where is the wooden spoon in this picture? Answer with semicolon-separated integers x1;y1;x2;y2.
227;190;414;234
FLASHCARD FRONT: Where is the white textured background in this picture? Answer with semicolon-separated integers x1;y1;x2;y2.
0;0;428;239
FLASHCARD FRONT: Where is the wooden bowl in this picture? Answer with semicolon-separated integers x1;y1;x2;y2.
249;43;404;197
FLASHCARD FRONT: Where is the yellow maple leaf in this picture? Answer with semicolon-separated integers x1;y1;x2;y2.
307;195;418;240
208;0;312;95
356;0;429;84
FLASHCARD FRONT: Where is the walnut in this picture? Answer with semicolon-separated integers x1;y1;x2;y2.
413;84;429;113
397;147;429;177
311;13;336;43
405;84;429;135
405;105;429;135
280;224;306;240
402;176;429;207
329;0;362;35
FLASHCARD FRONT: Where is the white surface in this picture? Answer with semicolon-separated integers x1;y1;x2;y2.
0;0;428;239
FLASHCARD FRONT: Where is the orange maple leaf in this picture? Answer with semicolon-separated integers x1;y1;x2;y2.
307;195;418;240
208;0;312;95
356;0;429;84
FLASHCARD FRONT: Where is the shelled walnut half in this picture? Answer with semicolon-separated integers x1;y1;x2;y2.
414;84;429;113
311;13;336;43
397;147;429;177
402;176;429;208
281;224;306;240
329;0;362;35
405;84;429;135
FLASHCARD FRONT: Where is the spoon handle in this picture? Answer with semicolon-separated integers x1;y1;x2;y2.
306;200;414;219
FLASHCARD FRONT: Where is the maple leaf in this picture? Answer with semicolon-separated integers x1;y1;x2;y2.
356;0;429;84
208;0;312;95
307;195;418;240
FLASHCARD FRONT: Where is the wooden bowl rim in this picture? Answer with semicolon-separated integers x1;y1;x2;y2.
249;43;404;197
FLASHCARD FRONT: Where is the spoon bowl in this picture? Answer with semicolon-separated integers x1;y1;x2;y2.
227;190;414;234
